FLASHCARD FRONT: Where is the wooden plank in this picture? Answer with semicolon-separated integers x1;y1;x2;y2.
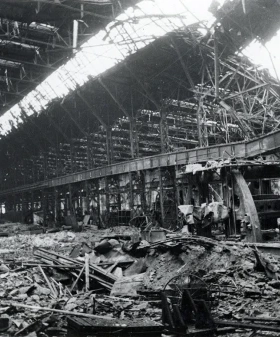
243;316;280;323
11;303;113;320
38;265;57;298
34;248;117;283
215;320;280;332
72;316;94;328
71;266;85;291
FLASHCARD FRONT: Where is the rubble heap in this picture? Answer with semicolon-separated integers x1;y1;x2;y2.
0;227;280;336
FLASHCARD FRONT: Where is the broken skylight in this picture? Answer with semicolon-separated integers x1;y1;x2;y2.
0;0;249;136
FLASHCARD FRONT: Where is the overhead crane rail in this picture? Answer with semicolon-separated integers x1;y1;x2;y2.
1;129;280;197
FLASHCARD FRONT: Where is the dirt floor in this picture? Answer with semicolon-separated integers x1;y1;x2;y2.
0;223;280;336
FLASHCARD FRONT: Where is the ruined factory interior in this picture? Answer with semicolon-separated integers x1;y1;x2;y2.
3;0;280;336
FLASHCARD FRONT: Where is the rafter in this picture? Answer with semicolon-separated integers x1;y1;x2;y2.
77;91;107;128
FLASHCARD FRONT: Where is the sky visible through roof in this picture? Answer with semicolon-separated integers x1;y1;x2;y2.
0;0;278;137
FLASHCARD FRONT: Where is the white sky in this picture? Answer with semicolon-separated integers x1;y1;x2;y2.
0;0;278;136
243;33;280;80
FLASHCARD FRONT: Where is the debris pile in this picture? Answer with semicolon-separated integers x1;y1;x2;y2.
0;227;280;336
0;222;45;238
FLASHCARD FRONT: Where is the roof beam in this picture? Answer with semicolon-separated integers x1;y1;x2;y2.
0;59;21;69
0;90;25;97
98;77;130;119
0;36;68;51
0;76;40;85
60;102;88;138
124;63;163;112
77;91;107;128
171;38;195;90
0;56;56;70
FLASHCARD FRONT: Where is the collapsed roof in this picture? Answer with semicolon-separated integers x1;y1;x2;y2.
1;0;280;188
0;0;138;116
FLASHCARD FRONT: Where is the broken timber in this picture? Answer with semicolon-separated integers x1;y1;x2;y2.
215;320;280;332
11;303;114;320
33;248;117;290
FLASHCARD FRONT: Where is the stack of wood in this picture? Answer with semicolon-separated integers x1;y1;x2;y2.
33;247;117;292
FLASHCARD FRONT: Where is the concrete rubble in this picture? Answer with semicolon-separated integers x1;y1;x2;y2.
0;224;280;336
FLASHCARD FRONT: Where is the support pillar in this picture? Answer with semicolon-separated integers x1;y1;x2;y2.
129;172;134;213
84;180;90;214
95;180;101;227
172;167;179;219
200;172;210;204
106;128;113;165
129;119;139;158
55;150;58;177
214;28;220;98
160;108;169;153
69;184;73;215
22;161;26;185
232;169;262;242
117;177;121;212
186;175;193;205
196;98;208;147
64;187;68;216
158;168;165;227
31;191;34;222
43;153;48;181
42;189;47;225
140;171;146;213
86;136;91;169
54;188;59;221
12;194;16;212
105;177;110;215
22;192;26;216
70;141;75;173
